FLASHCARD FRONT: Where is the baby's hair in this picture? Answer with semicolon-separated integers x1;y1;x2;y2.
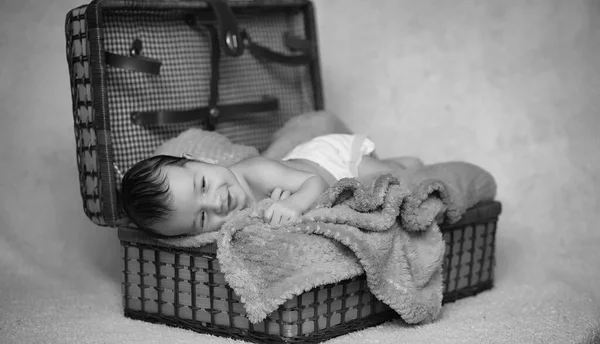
120;154;188;234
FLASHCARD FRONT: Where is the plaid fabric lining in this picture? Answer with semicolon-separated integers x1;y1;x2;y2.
103;8;315;188
104;10;212;184
216;12;314;148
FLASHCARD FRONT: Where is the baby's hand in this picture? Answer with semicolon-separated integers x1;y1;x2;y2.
270;187;291;201
263;200;301;226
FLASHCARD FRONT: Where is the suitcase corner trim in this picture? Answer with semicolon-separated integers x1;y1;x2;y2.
66;2;120;227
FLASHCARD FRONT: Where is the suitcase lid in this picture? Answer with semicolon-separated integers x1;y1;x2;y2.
65;0;323;227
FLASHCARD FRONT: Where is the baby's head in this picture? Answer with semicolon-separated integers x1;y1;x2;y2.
121;154;249;237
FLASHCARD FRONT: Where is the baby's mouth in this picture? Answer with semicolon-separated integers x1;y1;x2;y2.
227;189;238;211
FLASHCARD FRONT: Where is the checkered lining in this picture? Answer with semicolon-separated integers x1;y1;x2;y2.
103;7;316;189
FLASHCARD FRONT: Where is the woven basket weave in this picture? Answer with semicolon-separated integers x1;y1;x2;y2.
116;201;500;343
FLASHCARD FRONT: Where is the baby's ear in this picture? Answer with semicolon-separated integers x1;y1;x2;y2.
181;153;217;165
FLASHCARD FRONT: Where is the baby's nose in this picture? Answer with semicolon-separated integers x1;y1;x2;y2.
203;195;224;214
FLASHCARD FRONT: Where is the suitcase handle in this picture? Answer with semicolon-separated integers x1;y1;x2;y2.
130;95;280;128
98;0;244;57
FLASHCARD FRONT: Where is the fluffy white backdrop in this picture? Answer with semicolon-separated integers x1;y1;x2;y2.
1;0;599;343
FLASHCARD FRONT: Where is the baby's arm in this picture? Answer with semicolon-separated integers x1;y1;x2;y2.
239;157;329;225
265;174;327;224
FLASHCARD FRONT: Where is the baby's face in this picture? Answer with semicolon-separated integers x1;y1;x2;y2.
151;160;249;236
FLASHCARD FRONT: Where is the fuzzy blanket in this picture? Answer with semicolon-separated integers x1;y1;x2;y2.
160;162;497;325
392;162;498;231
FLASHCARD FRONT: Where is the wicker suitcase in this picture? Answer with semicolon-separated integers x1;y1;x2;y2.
64;0;502;342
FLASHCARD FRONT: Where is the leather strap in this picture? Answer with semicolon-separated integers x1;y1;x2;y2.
130;96;279;126
283;32;314;54
206;25;220;130
242;31;313;66
200;0;244;57
105;51;162;75
98;0;243;57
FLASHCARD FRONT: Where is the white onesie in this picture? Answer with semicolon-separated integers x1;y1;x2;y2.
281;134;375;180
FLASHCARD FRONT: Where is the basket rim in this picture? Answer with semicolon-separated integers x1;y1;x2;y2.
117;200;502;250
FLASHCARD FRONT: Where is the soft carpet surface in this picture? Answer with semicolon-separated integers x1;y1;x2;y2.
2;263;599;344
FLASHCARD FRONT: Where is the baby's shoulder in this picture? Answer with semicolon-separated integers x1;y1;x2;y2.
231;156;277;174
235;155;270;167
231;156;285;191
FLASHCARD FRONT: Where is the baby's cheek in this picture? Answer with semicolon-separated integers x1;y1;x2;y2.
209;216;227;232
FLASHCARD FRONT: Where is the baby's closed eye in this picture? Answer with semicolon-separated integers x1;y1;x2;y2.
194;175;207;194
192;210;205;231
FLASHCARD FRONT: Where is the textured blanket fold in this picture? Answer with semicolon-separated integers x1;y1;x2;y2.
159;161;497;325
299;175;446;323
392;161;497;231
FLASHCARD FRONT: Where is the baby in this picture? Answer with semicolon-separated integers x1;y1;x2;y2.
121;134;423;237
